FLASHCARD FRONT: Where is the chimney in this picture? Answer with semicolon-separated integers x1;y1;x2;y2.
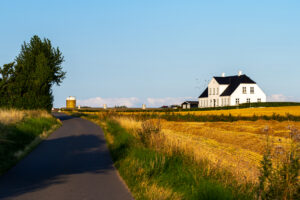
238;70;242;76
221;72;225;77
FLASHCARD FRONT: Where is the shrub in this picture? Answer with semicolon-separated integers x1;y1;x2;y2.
258;128;300;200
138;119;161;147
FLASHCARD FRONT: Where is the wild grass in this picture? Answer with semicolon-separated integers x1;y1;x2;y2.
0;109;52;125
112;116;299;183
70;110;299;199
0;109;60;175
101;119;252;199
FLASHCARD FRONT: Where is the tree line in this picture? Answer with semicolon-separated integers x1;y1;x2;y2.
0;35;66;111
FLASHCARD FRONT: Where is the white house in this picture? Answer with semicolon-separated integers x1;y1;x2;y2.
198;71;266;108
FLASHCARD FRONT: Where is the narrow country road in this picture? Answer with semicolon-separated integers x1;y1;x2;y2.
0;113;133;200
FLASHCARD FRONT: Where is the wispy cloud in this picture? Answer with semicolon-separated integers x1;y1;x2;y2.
267;94;300;102
77;97;140;108
146;97;194;107
77;97;196;108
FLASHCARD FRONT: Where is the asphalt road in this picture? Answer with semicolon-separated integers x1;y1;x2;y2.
0;113;133;200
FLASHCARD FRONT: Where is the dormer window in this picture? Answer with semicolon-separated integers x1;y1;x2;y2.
242;87;246;94
250;87;254;94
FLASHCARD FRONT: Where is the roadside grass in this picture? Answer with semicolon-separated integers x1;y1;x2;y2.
0;112;60;175
98;119;254;200
0;109;51;125
69;110;299;199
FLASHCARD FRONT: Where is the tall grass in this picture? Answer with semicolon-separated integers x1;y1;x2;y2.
102;119;253;200
0;109;51;125
258;127;300;200
0;109;59;174
71;111;300;199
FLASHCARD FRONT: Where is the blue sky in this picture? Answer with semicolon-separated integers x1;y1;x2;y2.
1;0;299;107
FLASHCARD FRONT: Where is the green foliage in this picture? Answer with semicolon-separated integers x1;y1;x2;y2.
0;35;65;110
0;117;58;174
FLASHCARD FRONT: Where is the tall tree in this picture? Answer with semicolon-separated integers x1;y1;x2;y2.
0;35;66;110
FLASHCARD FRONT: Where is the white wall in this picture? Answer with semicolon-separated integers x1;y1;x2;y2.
207;78;221;107
198;98;209;108
230;84;266;105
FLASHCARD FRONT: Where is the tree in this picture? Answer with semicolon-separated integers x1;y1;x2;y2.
0;35;66;110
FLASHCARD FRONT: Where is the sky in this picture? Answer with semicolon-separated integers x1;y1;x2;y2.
1;0;300;107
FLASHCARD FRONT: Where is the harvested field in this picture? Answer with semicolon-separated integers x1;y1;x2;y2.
113;116;298;184
180;106;300;117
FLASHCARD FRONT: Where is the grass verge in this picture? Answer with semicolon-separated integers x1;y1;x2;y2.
0;116;61;175
84;114;254;200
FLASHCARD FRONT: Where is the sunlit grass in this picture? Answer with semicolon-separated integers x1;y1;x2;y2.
112;116;298;184
0;109;52;125
0;109;59;174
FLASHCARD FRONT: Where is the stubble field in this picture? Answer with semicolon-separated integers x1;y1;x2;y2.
70;105;300;199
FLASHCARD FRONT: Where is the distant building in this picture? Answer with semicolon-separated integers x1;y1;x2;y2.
198;71;266;108
182;101;199;109
160;105;169;109
66;96;76;109
142;104;146;110
170;105;180;109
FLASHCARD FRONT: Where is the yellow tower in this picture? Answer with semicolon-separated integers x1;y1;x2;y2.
66;96;76;109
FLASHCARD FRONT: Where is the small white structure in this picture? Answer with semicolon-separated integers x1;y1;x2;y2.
103;104;107;109
182;101;198;109
142;104;146;110
198;71;266;108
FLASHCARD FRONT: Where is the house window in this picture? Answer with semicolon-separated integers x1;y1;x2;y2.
250;87;254;94
217;99;219;106
216;88;219;95
213;88;215;95
209;88;211;95
247;98;250;103
235;98;240;105
243;87;247;94
257;98;261;103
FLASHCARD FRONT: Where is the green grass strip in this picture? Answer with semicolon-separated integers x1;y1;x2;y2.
0;117;60;175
